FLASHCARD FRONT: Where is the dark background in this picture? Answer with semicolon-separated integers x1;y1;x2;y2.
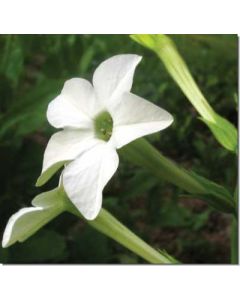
0;34;237;263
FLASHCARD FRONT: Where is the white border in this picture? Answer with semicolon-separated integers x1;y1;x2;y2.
0;0;239;33
0;1;239;300
0;266;240;300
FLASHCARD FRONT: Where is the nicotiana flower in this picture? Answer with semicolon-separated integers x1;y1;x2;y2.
36;54;173;220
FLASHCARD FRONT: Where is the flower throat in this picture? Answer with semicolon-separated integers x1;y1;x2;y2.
94;111;113;141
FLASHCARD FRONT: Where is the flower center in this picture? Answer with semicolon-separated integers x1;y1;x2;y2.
94;111;113;141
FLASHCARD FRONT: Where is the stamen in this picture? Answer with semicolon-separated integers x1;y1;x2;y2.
94;111;113;141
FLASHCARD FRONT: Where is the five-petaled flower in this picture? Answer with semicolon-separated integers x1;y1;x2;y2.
36;54;173;220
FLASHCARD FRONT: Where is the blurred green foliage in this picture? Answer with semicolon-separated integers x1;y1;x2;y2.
0;34;237;264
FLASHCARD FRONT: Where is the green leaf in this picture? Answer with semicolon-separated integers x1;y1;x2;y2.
78;46;95;74
1;35;23;85
5;47;23;85
36;161;67;187
0;78;63;140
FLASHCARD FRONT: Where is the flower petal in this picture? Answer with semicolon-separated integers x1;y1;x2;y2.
93;54;142;108
47;78;102;129
62;143;119;220
110;92;173;148
2;188;64;248
36;129;100;186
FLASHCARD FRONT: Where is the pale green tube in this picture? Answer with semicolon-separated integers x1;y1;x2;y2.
119;138;236;215
66;202;177;264
131;34;237;153
120;138;205;194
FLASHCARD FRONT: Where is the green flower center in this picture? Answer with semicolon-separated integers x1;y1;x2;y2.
94;111;113;141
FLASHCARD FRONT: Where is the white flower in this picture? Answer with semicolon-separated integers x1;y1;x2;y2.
36;54;173;220
2;187;65;248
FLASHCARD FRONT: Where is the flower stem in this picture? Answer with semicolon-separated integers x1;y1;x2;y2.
67;202;177;264
131;34;237;153
119;138;236;215
231;219;238;264
120;138;205;194
231;187;238;263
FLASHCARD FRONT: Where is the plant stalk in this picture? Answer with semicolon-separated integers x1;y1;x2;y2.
131;34;237;153
231;219;238;264
120;138;205;194
231;187;238;263
119;138;236;215
67;202;177;264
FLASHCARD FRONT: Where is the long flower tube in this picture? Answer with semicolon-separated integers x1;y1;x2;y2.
131;34;237;153
66;201;177;264
2;185;177;264
119;138;236;216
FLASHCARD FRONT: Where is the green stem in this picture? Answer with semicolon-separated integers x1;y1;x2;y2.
120;138;205;194
231;187;238;263
119;138;236;215
231;219;238;264
67;202;176;264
